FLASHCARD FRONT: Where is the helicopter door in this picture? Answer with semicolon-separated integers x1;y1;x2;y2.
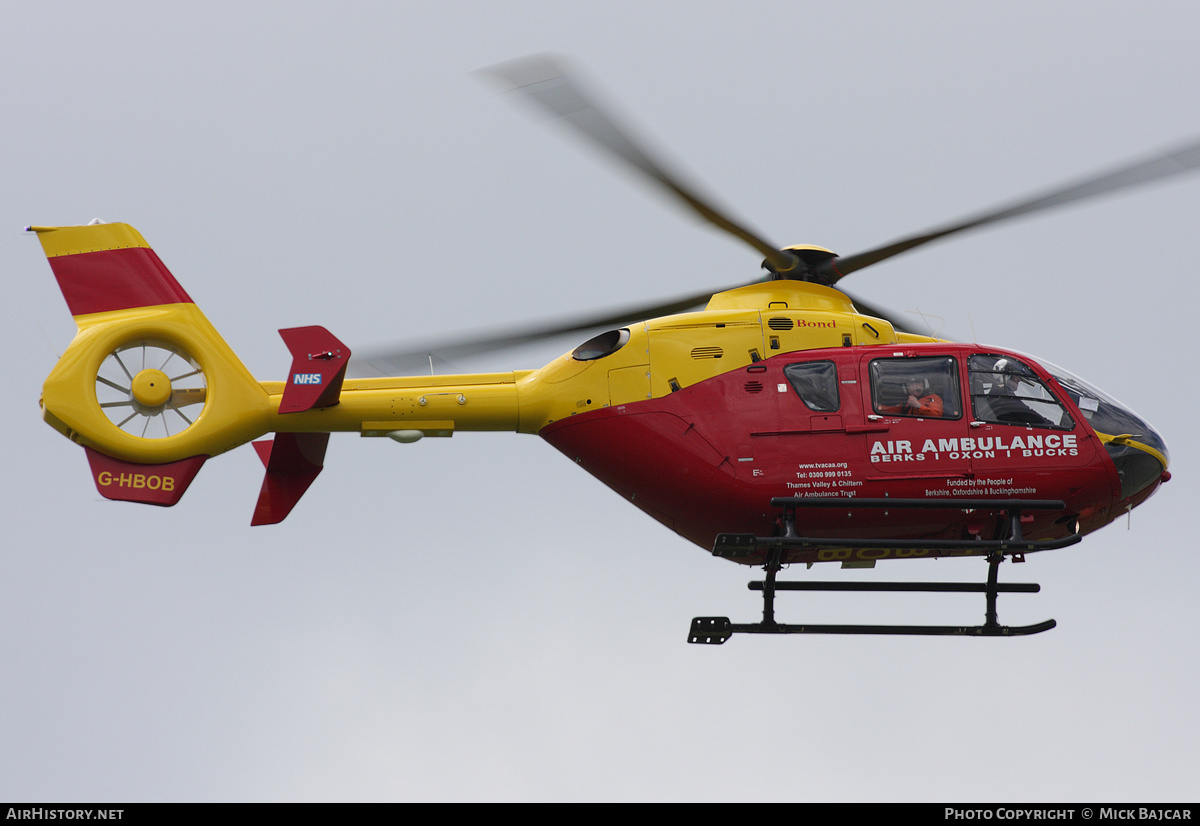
781;359;845;432
741;356;856;492
964;353;1084;472
861;354;972;479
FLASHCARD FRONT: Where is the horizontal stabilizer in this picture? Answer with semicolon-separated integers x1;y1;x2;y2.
250;432;329;525
85;448;206;506
278;326;350;414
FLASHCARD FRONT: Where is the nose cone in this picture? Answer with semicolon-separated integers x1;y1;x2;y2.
1105;436;1169;502
1089;401;1169;503
1040;359;1170;505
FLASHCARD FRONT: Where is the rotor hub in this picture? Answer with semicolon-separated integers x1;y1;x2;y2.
131;369;172;409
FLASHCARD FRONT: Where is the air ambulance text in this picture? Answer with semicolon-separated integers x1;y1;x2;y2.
872;434;1078;462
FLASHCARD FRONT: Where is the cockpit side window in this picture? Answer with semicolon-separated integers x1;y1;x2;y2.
783;361;839;412
968;355;1073;429
869;357;961;419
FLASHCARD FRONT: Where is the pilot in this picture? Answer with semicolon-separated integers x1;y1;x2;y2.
882;375;944;417
986;359;1052;426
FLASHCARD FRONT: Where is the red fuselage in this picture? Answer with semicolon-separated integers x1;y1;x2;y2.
541;342;1166;565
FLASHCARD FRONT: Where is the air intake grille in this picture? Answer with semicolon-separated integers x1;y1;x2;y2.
767;317;794;331
743;381;764;393
690;347;724;359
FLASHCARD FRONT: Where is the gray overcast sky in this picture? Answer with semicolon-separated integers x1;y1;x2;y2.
3;1;1198;802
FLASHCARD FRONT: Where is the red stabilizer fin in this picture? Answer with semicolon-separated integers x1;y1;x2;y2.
277;326;350;414
250;432;330;525
85;448;206;507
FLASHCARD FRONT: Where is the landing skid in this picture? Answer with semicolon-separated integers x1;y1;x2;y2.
688;498;1070;644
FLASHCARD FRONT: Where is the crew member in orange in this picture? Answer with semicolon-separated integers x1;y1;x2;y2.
882;376;944;417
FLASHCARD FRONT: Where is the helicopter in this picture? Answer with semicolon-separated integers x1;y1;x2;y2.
30;55;1188;642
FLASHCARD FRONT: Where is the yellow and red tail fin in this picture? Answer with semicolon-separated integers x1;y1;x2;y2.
30;223;194;316
31;222;274;508
32;222;363;522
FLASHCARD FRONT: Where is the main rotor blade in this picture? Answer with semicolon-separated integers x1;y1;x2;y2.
350;287;723;377
479;54;799;275
823;135;1200;282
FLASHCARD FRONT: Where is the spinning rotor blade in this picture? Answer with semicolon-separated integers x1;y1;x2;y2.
479;54;801;276
350;287;720;376
822;135;1200;283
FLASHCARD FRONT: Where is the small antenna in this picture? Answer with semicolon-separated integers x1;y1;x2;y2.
908;307;945;339
36;321;61;361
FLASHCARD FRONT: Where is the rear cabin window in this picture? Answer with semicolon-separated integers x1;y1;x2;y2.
968;355;1073;430
870;357;962;419
783;361;839;412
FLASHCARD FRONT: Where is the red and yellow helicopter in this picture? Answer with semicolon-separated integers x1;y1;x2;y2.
30;57;1188;642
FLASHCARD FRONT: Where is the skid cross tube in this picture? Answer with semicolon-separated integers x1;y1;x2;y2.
689;499;1066;643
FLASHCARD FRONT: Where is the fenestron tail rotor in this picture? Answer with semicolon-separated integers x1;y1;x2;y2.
95;341;207;439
